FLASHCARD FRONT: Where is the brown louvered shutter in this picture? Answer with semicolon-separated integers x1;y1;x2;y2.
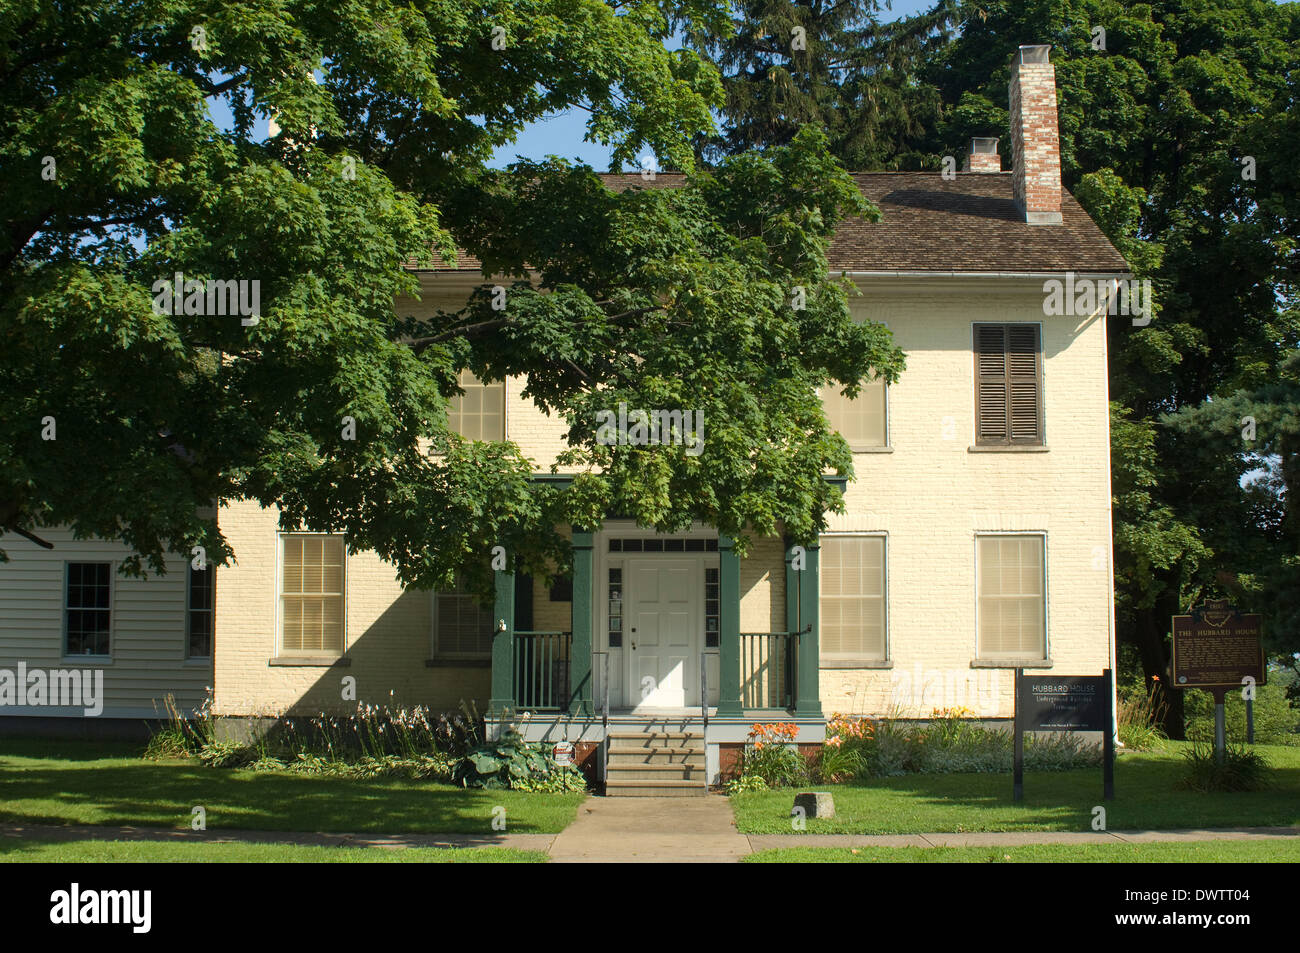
975;325;1009;442
1007;325;1042;443
974;324;1041;445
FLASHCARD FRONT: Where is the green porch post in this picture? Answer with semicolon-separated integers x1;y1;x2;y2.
717;533;743;716
795;538;823;717
489;561;515;715
569;528;594;715
784;536;799;636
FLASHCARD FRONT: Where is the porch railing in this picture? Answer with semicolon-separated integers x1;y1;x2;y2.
739;630;802;711
513;631;572;712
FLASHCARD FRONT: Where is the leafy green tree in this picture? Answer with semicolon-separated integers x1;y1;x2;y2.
0;0;902;597
683;0;960;168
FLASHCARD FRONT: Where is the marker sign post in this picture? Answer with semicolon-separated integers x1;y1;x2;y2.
1171;600;1264;764
552;742;575;768
1013;669;1114;801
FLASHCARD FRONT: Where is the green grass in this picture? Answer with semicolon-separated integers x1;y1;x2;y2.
744;841;1300;863
0;738;585;835
0;839;546;862
732;742;1300;834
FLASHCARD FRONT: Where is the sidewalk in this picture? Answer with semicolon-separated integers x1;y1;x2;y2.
746;827;1300;850
0;822;556;853
3;808;1296;862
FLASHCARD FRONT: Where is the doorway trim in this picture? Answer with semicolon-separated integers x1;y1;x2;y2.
593;522;719;712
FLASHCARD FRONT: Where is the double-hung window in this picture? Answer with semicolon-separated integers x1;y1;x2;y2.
819;535;887;662
447;369;505;441
822;376;888;449
65;562;111;656
280;535;345;655
433;574;495;659
187;564;214;658
976;534;1047;661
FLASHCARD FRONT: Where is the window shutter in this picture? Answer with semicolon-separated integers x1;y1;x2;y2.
974;324;1041;445
1007;325;1041;443
975;325;1008;442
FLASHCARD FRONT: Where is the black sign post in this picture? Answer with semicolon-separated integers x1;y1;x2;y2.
1013;669;1114;801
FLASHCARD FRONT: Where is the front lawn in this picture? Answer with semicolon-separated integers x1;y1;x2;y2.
731;742;1300;834
744;841;1300;863
0;839;546;862
0;739;585;835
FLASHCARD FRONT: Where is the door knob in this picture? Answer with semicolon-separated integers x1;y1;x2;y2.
631;640;637;650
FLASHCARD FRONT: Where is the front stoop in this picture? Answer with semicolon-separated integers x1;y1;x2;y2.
605;727;706;797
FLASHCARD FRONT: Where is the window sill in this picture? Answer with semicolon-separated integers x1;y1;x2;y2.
820;658;893;669
183;657;212;666
60;656;112;666
268;656;350;667
967;445;1049;453
851;446;893;454
971;658;1053;669
425;658;491;668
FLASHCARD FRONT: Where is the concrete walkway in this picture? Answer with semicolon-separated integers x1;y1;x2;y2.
549;795;750;863
4;811;1297;862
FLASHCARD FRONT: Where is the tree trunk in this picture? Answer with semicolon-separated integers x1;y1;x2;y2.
1133;604;1184;739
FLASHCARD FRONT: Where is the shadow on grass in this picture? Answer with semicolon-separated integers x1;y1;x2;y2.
0;751;583;835
0;737;145;761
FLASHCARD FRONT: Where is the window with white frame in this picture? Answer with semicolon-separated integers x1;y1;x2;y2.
433;573;495;658
976;534;1046;659
822;376;887;449
65;562;111;656
447;369;505;441
280;535;345;655
819;535;887;661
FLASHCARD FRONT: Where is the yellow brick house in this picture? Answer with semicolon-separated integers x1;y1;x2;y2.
0;47;1127;791
206;45;1127;790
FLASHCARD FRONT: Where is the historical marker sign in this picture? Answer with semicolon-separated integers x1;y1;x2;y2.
1171;600;1264;689
1018;675;1108;731
1013;669;1114;802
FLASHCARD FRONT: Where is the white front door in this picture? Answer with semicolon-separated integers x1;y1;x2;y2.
625;558;700;709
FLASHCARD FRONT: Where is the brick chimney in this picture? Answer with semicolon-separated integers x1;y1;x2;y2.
1008;44;1062;224
963;137;1001;173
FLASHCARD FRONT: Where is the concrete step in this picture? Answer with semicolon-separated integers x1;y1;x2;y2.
607;731;703;749
606;762;704;781
607;746;704;766
605;778;707;797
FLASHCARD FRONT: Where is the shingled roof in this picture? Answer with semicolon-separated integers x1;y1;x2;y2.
422;170;1128;276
